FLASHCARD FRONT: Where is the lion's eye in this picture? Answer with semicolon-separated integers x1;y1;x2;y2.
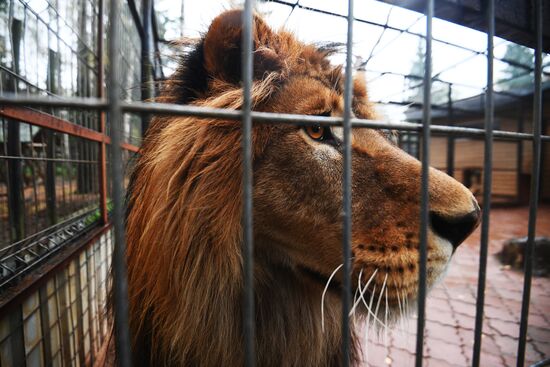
305;125;325;140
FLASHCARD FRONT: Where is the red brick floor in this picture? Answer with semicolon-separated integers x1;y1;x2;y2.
361;205;550;367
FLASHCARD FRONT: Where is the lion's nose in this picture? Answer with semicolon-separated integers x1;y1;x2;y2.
430;200;481;251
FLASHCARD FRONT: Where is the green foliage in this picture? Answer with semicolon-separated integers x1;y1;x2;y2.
83;200;113;225
497;44;533;90
405;39;450;105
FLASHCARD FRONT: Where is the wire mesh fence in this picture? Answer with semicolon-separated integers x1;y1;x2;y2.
0;0;141;290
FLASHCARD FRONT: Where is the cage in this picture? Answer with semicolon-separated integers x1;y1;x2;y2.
0;0;548;366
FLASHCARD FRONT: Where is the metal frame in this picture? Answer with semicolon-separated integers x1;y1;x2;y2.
472;1;495;365
0;0;547;366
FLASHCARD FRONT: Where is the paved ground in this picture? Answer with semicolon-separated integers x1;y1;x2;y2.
363;205;550;367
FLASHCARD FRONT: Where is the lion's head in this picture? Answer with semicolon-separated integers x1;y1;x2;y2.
125;9;480;367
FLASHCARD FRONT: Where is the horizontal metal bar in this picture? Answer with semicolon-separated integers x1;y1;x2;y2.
2;96;549;141
0;95;108;109
0;155;98;164
120;142;140;153
0;106;140;152
121;102;550;141
0;106;106;142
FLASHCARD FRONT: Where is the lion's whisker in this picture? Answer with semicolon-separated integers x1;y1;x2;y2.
384;286;389;346
321;263;344;333
397;288;404;334
402;289;410;330
373;273;388;334
364;283;376;366
350;268;363;322
350;268;378;317
357;271;389;329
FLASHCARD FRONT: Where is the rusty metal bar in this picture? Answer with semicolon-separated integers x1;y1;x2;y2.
0;107;139;153
120;142;140;153
0;106;106;142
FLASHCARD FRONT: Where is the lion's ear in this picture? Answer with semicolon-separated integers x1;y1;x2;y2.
203;9;283;84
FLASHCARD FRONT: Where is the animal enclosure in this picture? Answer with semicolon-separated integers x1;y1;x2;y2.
0;0;548;366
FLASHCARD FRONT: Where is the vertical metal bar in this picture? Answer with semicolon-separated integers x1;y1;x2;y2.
97;0;108;225
414;1;432;366
7;17;24;243
46;48;59;225
341;0;354;366
108;0;132;365
517;1;543;365
516;101;525;204
472;0;495;365
446;84;455;177
241;2;255;367
7;120;24;242
45;128;57;225
140;0;154;135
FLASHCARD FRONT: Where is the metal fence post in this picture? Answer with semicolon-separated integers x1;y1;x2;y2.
97;0;108;225
241;2;255;367
107;0;133;365
517;0;543;365
415;1;433;366
472;0;495;364
140;0;155;135
341;0;354;365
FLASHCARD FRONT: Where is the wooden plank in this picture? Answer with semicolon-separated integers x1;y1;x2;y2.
429;137;448;168
454;140;518;170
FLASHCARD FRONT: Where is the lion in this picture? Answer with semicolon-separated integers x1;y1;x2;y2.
124;9;481;367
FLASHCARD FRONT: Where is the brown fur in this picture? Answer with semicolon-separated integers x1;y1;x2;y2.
124;10;479;366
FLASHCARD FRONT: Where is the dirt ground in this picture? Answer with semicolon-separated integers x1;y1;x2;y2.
362;205;550;367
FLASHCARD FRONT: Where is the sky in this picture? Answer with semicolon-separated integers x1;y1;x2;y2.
154;0;547;121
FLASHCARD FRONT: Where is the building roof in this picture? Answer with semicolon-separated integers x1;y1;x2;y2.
378;0;550;53
403;81;550;123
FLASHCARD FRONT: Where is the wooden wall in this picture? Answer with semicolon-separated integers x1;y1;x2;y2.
430;136;521;202
423;91;550;203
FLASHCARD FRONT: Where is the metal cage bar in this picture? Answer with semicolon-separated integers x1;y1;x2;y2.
1;97;548;142
107;0;132;365
472;0;495;365
1;0;548;365
241;1;255;366
341;0;355;365
517;0;544;366
415;1;433;366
